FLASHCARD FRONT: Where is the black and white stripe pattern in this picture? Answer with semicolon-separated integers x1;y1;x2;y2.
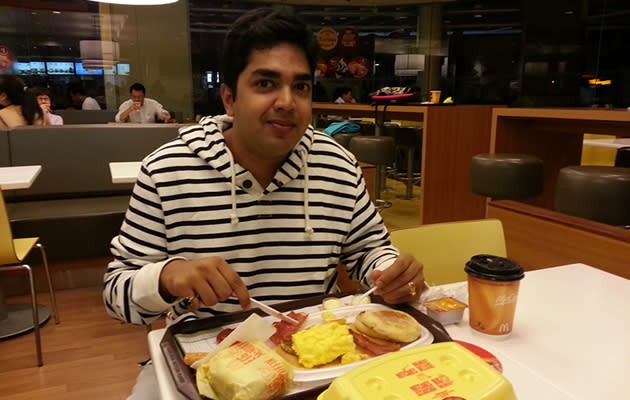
103;115;398;325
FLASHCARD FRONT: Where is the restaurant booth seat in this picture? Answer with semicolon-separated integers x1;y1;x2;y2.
554;166;630;226
349;135;395;211
53;110;117;124
0;128;9;167
2;124;182;292
470;153;543;200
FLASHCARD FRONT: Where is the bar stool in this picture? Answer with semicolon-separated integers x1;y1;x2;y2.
333;133;360;150
470;153;543;200
349;136;396;211
615;146;630;168
554;166;630;226
357;121;375;136
393;126;422;200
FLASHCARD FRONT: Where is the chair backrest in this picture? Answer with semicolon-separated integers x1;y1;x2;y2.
389;219;507;286
0;189;19;265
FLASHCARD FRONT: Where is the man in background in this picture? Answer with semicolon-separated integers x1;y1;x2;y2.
69;84;101;110
115;82;170;123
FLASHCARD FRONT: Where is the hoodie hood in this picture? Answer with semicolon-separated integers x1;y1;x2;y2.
178;114;315;234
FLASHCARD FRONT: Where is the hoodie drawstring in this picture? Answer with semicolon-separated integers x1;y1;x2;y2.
226;149;239;225
226;146;313;236
301;149;314;235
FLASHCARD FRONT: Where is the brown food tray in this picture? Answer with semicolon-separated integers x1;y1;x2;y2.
160;292;452;400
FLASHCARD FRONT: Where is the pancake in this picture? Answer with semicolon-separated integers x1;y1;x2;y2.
354;309;421;343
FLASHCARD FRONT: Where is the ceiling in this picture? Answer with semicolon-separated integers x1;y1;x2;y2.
1;1;629;47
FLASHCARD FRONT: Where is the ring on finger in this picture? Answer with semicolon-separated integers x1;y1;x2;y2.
182;295;198;308
407;281;417;296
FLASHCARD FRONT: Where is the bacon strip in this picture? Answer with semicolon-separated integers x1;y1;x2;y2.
349;329;401;355
269;311;308;345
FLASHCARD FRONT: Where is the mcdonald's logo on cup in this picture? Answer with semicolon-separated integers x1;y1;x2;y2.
465;255;525;338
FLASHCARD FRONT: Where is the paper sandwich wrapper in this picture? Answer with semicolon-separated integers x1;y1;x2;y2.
196;340;294;400
191;313;275;369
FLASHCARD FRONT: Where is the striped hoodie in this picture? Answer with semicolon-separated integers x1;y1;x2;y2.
103;114;399;325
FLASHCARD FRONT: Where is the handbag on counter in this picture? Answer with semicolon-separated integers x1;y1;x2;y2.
370;86;420;104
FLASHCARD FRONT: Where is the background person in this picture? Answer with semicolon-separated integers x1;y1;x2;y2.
115;82;170;123
334;87;356;104
31;87;63;125
69;84;101;110
0;76;48;127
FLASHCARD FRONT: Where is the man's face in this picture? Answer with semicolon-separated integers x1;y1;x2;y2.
37;95;51;107
130;89;145;105
221;43;313;161
342;91;353;103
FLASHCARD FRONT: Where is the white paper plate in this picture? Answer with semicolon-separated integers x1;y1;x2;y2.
282;303;434;383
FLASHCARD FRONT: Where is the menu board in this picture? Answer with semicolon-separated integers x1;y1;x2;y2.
75;62;103;75
116;63;130;76
46;61;74;75
103;65;117;75
13;61;46;75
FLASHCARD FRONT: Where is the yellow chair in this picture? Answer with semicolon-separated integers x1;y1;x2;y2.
0;189;59;366
389;219;507;286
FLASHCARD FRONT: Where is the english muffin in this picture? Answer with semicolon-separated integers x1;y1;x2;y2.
354;309;421;343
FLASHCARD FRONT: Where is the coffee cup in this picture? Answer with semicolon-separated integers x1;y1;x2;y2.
465;254;524;338
430;90;441;104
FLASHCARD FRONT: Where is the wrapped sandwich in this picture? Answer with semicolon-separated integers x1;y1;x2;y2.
196;340;293;400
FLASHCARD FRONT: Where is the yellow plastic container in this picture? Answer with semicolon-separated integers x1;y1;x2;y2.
317;342;517;400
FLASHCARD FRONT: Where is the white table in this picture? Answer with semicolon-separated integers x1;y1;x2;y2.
583;138;630;149
0;165;42;190
109;161;142;184
0;165;52;339
147;264;629;400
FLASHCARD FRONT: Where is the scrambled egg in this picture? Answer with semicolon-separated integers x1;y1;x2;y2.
291;321;368;368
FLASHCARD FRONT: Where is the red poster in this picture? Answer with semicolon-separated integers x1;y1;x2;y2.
0;45;14;71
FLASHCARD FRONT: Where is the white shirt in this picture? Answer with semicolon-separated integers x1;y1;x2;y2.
48;113;63;125
334;97;345;104
115;98;170;123
82;97;101;110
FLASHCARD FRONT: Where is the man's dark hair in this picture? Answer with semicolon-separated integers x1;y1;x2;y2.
129;82;146;94
0;75;26;106
222;8;317;98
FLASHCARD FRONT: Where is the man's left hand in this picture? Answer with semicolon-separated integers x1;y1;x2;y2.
370;254;424;304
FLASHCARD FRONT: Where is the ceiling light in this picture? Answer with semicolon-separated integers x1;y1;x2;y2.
89;0;179;5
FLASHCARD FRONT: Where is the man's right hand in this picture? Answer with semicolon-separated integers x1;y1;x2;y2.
158;257;250;310
127;102;141;113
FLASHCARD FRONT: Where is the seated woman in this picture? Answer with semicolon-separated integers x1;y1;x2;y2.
0;75;49;128
31;87;63;125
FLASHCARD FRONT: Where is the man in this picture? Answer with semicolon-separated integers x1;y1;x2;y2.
104;8;424;328
69;84;101;110
115;82;170;123
334;87;356;104
33;87;63;125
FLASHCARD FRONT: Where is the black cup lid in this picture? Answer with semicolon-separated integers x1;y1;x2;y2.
465;254;524;282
